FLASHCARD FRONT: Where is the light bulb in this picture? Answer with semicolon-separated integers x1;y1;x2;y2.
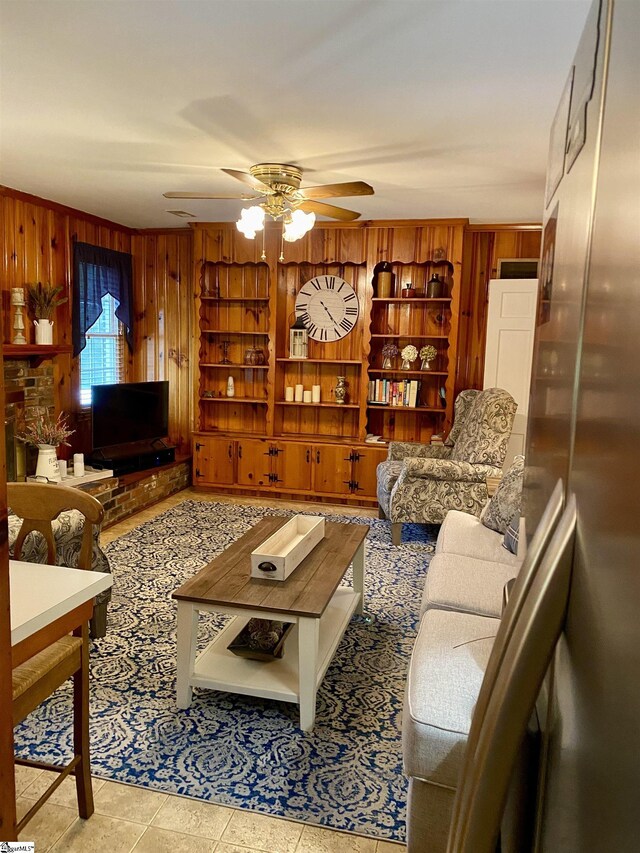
283;209;316;242
236;205;265;239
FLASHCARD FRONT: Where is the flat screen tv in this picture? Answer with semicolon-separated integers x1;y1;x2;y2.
92;381;169;451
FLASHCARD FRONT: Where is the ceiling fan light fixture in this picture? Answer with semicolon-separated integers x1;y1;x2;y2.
236;205;265;238
283;209;316;243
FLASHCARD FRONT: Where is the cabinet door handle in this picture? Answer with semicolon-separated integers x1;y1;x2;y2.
237;444;242;459
316;450;321;464
306;449;310;463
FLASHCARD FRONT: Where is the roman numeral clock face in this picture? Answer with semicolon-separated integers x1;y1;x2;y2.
294;275;359;342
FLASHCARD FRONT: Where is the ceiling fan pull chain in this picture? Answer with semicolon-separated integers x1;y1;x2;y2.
279;231;285;263
261;227;267;262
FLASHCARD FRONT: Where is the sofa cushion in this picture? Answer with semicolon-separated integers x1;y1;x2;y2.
482;455;525;534
435;509;523;566
422;553;519;619
403;609;498;787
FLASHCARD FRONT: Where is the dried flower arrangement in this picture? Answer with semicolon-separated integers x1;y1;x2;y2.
17;410;75;447
381;342;399;359
419;345;438;362
26;282;68;320
400;344;418;363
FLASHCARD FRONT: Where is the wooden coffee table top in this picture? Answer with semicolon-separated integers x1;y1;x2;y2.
173;517;368;618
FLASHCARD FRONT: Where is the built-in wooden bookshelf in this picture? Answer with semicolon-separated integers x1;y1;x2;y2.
191;220;464;503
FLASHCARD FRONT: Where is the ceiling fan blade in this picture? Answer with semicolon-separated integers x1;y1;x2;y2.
221;168;273;194
298;180;374;200
297;200;361;221
163;191;259;199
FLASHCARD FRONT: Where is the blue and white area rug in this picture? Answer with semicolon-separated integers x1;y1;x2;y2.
14;500;437;843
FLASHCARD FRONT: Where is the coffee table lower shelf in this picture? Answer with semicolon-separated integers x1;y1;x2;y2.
179;586;360;730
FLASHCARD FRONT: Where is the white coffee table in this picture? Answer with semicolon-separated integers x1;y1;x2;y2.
172;517;368;731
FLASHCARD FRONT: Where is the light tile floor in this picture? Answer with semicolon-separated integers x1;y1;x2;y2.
17;490;404;852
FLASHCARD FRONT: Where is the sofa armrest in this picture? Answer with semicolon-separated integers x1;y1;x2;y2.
388;441;453;462
400;457;502;483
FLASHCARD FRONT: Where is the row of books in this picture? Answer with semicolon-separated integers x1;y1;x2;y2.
367;379;422;408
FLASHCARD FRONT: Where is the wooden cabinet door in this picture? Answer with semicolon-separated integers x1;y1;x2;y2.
237;438;273;488
312;445;353;496
351;446;388;497
272;442;312;492
194;437;235;485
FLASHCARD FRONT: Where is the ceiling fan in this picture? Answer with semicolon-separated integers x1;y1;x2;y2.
163;162;374;222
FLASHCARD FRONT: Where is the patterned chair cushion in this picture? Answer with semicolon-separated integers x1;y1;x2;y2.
8;509;112;607
444;389;480;447
450;388;517;467
377;460;404;494
482;455;525;534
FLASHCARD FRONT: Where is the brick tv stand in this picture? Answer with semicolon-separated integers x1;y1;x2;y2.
79;456;190;528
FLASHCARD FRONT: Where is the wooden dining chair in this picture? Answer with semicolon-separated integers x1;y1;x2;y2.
8;482;104;836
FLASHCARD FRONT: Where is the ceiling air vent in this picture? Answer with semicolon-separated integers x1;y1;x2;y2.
166;209;196;218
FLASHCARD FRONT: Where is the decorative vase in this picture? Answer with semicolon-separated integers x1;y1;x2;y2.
421;358;433;370
382;356;393;370
334;376;348;404
373;261;395;298
426;274;444;298
401;359;413;370
35;444;61;482
226;376;235;397
34;319;54;345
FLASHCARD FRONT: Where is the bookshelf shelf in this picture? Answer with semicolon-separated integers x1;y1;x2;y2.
200;397;268;404
200;363;269;369
276;401;360;409
368;369;448;377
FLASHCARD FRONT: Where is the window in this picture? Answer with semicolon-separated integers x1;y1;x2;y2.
72;240;134;407
79;293;124;406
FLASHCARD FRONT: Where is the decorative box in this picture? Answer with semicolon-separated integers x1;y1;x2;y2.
250;515;325;581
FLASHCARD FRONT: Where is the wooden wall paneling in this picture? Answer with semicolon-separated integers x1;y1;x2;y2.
131;230;193;454
0;189;133;443
456;225;542;398
276;223;367;265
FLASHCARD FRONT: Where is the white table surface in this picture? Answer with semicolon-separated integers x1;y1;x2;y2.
10;560;113;646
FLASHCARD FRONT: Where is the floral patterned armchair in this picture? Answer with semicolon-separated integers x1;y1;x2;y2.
377;388;517;544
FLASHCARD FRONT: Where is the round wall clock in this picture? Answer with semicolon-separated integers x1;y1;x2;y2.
294;275;359;342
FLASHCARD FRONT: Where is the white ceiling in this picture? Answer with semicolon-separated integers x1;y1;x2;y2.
0;0;589;229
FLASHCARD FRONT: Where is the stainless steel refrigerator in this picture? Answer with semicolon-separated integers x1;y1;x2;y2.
524;0;640;849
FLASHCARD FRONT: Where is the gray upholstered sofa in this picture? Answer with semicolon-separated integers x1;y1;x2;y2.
8;509;112;638
403;506;526;852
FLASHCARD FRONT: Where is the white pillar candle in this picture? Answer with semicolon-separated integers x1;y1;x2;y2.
58;459;67;479
285;386;294;402
303;390;312;403
312;385;321;403
73;453;85;477
294;384;304;402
